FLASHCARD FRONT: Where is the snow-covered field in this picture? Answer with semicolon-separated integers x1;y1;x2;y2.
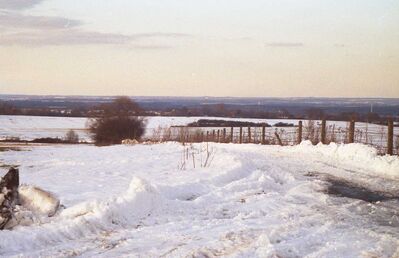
0;115;302;142
0;115;90;141
0;115;393;145
0;142;398;257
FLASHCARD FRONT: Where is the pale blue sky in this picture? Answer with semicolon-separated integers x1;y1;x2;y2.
0;0;398;97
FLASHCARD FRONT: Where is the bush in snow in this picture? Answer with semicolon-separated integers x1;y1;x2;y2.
65;129;79;143
89;97;146;145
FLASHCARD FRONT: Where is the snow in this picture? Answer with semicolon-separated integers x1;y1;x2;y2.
1;115;299;142
1;115;395;150
0;115;335;140
0;142;398;257
291;141;399;178
18;185;60;217
0;115;89;141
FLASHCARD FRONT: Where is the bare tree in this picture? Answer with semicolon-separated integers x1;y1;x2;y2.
65;130;79;143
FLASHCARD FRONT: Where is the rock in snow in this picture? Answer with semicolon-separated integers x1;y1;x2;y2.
0;168;19;230
0;168;61;230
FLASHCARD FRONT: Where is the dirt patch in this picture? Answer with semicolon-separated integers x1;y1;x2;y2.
0;147;22;152
306;171;399;228
305;171;399;203
324;178;398;203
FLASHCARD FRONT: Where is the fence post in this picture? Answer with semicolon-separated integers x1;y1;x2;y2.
230;127;234;143
321;119;326;144
248;127;251;143
217;130;220;143
239;127;243;144
223;128;226;143
212;130;216;142
348;120;355;143
262;126;266;145
206;131;209;142
387;119;394;155
297;121;303;145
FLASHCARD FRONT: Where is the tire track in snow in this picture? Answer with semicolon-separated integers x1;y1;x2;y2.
1;143;398;257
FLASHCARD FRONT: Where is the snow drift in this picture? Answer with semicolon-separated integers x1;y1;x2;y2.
0;177;165;255
19;185;60;217
0;142;398;257
292;141;399;178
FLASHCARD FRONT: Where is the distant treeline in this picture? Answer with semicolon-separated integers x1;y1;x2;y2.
0;100;397;124
185;119;296;127
186;119;272;127
0;101;88;117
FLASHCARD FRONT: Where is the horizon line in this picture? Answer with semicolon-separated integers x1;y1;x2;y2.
1;93;399;100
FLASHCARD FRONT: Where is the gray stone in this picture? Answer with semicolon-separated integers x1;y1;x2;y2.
0;168;19;230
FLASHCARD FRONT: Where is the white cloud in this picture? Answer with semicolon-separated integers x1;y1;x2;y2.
0;5;191;46
0;0;44;10
0;29;190;46
0;11;82;29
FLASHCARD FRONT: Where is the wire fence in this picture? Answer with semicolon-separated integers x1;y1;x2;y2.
141;120;398;155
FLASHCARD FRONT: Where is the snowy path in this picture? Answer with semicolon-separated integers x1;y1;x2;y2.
0;142;398;257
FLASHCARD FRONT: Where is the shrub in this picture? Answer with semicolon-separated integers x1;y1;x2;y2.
88;97;146;145
31;137;64;144
274;122;295;127
187;119;270;127
1;137;21;142
65;130;79;143
89;116;145;145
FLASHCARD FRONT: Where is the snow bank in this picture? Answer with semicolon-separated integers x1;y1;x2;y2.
0;177;165;255
291;141;399;178
62;177;163;226
253;235;276;257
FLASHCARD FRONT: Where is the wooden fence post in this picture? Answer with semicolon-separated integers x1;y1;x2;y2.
217;130;220;143
206;131;209;142
230;127;234;143
262;126;266;145
387;119;394;155
248;127;251;143
297;121;303;145
348;120;355;143
212;130;216;142
223;128;226;143
239;127;243;144
321;119;326;144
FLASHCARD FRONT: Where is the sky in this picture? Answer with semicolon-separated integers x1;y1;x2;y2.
0;0;398;97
